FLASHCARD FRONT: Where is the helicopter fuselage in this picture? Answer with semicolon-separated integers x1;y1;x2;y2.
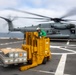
35;22;76;39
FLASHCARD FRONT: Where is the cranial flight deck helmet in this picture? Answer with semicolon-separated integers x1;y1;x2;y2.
36;27;41;30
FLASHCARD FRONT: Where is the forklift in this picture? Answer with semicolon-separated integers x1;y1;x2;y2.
20;31;51;71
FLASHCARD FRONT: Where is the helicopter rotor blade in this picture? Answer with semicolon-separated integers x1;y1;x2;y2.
36;20;50;22
60;18;76;21
7;8;51;19
61;7;76;18
64;19;76;21
12;16;76;22
0;16;18;22
9;16;51;22
0;16;11;22
15;17;47;20
6;8;76;22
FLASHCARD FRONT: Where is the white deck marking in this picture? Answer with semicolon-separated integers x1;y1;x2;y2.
50;45;76;53
66;40;70;46
51;45;76;48
31;69;55;74
51;46;61;48
0;41;22;45
59;47;76;53
51;53;75;55
55;54;67;75
31;69;70;75
68;45;76;47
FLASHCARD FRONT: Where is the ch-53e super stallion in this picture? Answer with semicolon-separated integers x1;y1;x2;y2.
0;8;76;39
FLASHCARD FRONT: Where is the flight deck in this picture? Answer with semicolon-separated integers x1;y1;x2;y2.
0;39;76;75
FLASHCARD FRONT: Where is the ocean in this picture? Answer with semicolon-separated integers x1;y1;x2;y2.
0;33;24;38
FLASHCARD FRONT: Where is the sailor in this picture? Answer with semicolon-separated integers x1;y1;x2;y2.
36;27;46;38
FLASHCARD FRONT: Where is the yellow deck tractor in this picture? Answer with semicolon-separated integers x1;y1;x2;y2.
0;32;51;71
20;32;51;71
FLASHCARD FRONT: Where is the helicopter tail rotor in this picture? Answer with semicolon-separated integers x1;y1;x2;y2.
0;16;15;31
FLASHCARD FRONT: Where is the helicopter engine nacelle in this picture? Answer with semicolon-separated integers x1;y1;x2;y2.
51;23;75;30
66;24;75;29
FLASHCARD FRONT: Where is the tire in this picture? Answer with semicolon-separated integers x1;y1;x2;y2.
47;56;50;61
27;60;32;64
42;57;47;64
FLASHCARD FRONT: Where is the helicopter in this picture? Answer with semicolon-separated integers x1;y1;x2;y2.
0;8;76;39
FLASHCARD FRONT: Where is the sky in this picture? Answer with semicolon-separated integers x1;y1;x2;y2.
0;0;76;32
